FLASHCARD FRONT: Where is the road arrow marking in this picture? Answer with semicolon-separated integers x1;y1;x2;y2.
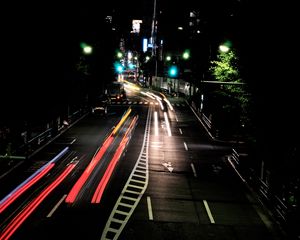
162;162;174;172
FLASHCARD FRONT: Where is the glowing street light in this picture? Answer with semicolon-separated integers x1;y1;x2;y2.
165;55;171;61
219;45;230;53
182;50;190;60
219;40;232;53
80;42;93;55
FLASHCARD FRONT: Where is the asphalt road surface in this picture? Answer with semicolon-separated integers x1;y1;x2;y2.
0;85;284;240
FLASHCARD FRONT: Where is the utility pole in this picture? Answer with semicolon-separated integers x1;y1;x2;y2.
151;0;158;84
151;0;157;57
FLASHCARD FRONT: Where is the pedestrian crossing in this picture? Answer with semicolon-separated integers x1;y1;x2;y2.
110;100;186;107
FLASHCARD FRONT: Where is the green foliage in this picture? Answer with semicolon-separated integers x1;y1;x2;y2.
210;51;240;82
209;49;252;133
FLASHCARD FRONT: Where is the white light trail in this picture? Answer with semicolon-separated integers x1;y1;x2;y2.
154;111;159;136
163;98;174;111
157;98;164;111
164;112;172;136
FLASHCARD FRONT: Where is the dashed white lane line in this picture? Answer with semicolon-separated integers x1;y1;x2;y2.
203;200;215;224
47;194;67;218
190;163;197;177
183;142;188;151
147;196;153;220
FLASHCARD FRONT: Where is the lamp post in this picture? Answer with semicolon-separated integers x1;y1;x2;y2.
80;42;93;55
219;44;230;53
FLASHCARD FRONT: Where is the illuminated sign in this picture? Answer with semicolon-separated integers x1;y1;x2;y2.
143;38;148;52
131;20;142;33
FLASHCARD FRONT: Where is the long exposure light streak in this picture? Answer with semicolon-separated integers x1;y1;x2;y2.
0;163;54;213
65;135;114;203
91;116;138;204
0;163;76;240
164;112;172;136
0;147;68;213
66;108;132;204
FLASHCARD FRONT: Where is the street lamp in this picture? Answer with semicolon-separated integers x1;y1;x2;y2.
80;42;93;55
219;45;230;53
219;40;232;53
182;50;190;60
165;55;171;62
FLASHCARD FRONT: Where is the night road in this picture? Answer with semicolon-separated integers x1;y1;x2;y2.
0;84;284;240
1;1;298;239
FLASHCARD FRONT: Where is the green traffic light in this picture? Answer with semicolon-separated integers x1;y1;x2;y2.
168;65;178;77
114;62;124;73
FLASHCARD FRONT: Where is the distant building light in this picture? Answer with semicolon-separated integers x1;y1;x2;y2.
105;16;112;23
143;38;148;52
128;51;132;60
190;11;196;17
149;37;153;45
178;26;183;30
132;19;142;33
197;30;201;34
112;27;116;31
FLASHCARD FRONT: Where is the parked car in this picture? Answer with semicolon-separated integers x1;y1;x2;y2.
91;94;109;115
107;81;126;101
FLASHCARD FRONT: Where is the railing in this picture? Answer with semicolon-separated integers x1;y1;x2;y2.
228;148;295;238
11;107;88;159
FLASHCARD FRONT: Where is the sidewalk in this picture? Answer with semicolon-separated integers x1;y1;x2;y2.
0;109;88;180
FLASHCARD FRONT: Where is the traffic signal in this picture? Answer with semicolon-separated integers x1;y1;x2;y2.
168;65;178;78
114;62;124;73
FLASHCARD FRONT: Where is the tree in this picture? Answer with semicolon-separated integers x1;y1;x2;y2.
209;48;253;139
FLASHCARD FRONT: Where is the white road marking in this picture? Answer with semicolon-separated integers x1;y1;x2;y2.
179;128;183;135
47;194;67;218
147;196;153;220
190;163;197;177
175;114;179;122
162;162;174;172
183;142;188;151
203;200;215;224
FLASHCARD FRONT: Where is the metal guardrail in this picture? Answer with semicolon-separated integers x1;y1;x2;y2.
15;108;87;158
229;148;293;237
202;113;212;129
